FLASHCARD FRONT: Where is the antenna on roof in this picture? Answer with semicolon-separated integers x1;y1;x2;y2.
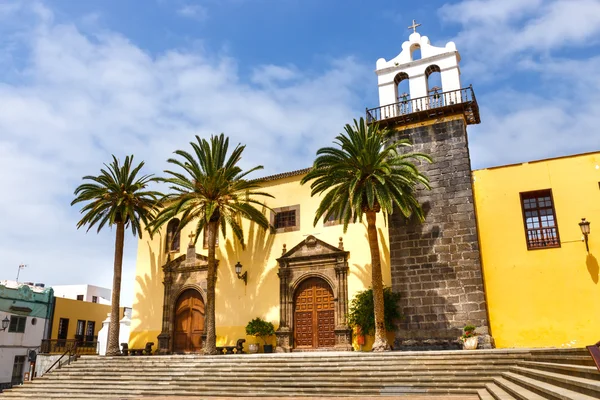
16;264;27;282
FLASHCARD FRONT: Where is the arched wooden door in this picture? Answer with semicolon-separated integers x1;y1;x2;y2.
173;289;204;353
293;277;335;349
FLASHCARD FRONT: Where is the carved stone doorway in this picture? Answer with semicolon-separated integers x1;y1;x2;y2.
275;235;352;352
173;289;205;353
294;277;335;349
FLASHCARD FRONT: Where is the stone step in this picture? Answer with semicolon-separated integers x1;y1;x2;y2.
21;377;492;390
502;371;598;400
478;388;497;400
492;377;546;400
43;371;501;380
510;366;600;397
530;356;596;367
484;383;517;400
519;361;600;381
2;384;479;397
50;365;513;375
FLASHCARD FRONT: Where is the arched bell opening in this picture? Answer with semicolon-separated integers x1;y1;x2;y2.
425;64;443;108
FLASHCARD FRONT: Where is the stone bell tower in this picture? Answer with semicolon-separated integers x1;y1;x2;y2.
367;21;492;350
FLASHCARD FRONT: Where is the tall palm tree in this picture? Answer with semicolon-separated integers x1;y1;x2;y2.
301;118;431;351
71;155;161;356
151;134;273;355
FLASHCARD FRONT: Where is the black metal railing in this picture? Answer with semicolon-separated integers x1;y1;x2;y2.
40;339;98;355
366;86;477;123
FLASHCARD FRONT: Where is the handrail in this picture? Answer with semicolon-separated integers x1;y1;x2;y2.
46;342;77;373
366;86;477;124
587;341;600;372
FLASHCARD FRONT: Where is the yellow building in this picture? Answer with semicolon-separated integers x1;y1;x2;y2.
473;151;600;348
130;171;391;352
43;297;126;354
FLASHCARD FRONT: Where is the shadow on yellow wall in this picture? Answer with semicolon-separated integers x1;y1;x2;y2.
587;253;599;284
129;236;167;347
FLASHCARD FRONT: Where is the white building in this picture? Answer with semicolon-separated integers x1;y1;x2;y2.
0;281;53;389
52;284;111;305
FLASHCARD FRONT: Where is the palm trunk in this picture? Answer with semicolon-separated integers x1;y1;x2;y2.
203;220;219;355
366;210;390;352
106;221;124;356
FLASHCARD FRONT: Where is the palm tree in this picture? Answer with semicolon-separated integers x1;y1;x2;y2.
71;155;162;356
301;118;431;351
151;134;273;355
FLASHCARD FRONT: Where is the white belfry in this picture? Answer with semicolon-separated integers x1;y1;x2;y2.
375;28;462;108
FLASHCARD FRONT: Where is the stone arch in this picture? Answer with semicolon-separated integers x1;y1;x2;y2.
157;246;210;354
173;284;207;307
275;235;352;352
290;272;337;300
165;218;181;252
172;288;205;353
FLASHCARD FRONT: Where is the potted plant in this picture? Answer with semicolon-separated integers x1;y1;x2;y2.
459;324;478;350
245;317;275;353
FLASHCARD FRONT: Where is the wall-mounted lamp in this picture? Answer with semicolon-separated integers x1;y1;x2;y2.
235;261;247;286
579;218;591;252
1;316;9;332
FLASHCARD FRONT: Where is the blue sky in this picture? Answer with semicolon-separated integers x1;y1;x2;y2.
1;0;600;305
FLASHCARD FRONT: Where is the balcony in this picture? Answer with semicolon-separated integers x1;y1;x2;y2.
40;338;99;355
366;86;481;126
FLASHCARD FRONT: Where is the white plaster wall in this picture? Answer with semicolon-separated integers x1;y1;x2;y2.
97;312;130;355
0;348;30;385
0;314;44;385
52;284;111;304
0;314;46;348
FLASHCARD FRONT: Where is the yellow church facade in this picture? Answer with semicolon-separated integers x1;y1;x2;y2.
129;170;392;351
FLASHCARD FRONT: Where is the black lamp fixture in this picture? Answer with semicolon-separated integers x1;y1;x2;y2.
235;261;247;286
579;218;591;252
1;316;9;332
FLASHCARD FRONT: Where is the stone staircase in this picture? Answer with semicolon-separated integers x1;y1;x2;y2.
2;348;598;399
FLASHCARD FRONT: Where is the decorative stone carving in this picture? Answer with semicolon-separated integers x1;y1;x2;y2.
157;243;215;354
275;235;352;352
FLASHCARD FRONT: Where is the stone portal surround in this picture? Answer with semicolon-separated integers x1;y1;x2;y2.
388;117;493;350
275;235;353;352
157;244;211;354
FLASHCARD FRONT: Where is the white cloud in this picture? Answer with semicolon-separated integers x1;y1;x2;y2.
0;2;369;305
177;4;208;21
440;0;600;69
440;0;600;168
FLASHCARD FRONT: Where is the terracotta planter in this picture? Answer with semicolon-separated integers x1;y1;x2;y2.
463;336;478;350
248;343;259;354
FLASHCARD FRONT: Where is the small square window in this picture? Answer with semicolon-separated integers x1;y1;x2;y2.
76;295;84;301
8;316;26;333
270;205;300;233
92;296;98;303
520;189;560;250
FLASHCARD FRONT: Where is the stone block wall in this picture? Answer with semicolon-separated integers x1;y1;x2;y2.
388;116;493;350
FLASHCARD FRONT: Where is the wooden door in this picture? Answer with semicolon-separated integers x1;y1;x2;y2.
173;289;205;353
294;277;335;349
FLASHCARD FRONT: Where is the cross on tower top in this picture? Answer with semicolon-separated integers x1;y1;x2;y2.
188;231;196;243
408;19;421;33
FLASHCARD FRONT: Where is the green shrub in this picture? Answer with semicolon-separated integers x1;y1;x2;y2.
245;317;275;344
347;287;401;335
